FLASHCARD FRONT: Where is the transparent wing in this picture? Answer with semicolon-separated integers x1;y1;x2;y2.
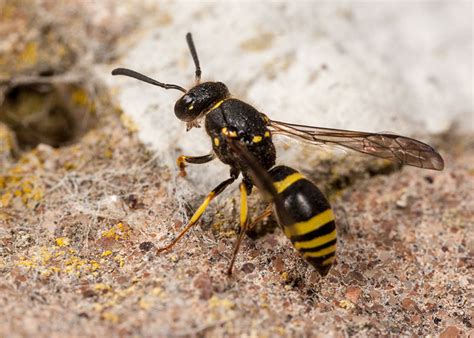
227;139;293;227
269;119;444;171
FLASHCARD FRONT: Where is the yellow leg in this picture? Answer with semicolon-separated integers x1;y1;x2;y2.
176;153;215;177
227;182;249;275
227;203;273;275
156;177;234;253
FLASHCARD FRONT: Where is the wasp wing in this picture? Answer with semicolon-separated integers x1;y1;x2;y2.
227;140;294;227
269;120;444;171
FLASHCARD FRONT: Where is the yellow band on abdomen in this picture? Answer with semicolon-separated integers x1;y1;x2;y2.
302;244;337;258
293;229;337;250
273;173;304;194
283;209;335;238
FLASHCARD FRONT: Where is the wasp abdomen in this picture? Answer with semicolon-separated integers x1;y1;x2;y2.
268;165;337;276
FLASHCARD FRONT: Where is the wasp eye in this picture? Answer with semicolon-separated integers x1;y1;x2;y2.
182;94;194;105
175;93;198;121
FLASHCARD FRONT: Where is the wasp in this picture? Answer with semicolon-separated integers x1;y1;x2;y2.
112;33;444;277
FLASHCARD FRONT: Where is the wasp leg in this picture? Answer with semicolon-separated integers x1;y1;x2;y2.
247;206;273;232
176;153;215;177
156;176;235;253
227;182;249;275
227;203;273;275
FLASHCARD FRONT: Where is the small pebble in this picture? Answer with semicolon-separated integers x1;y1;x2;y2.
345;286;361;304
401;297;417;311
241;262;255;274
440;326;460;338
273;256;285;272
193;273;213;300
81;289;96;298
139;241;155;252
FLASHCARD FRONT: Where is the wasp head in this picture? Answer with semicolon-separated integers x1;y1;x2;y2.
174;82;229;122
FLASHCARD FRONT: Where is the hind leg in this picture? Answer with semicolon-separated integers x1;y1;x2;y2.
226;185;273;275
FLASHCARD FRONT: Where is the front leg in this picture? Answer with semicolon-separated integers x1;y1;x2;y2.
176;153;215;177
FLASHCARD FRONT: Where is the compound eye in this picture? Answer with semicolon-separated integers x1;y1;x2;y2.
175;93;198;121
182;94;194;106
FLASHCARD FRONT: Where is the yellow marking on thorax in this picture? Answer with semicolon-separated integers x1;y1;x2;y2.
211;100;224;110
213;137;220;146
283;209;335;238
252;135;263;143
273;173;304;194
264;131;271;138
221;127;237;138
293;229;337;250
302;244;337;258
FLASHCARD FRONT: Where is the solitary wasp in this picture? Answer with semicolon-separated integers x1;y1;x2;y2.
112;33;444;276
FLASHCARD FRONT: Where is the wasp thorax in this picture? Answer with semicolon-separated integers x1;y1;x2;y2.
174;82;229;122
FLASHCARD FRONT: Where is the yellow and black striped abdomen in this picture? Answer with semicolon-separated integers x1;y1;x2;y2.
269;165;336;276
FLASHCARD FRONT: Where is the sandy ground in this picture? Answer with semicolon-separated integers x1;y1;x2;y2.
2;115;473;337
0;1;472;337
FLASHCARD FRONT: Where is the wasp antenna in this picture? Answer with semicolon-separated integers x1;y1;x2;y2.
186;33;202;83
111;68;187;93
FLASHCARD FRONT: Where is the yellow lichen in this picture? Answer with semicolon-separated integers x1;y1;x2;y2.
275;326;286;335
101;250;113;257
0;165;44;207
55;237;70;247
41;266;61;277
64;162;76;171
209;296;235;310
0;123;17;157
114;254;125;268
1;192;13;207
1;4;15;19
17;258;37;268
339;299;355;310
139;298;152;310
94;283;112;292
16;242;102;278
151;287;166;298
20;41;38;65
39;247;53;264
101;312;119;323
72;88;90;107
101;222;131;241
120;113;139;133
103;148;113;159
90;260;100;272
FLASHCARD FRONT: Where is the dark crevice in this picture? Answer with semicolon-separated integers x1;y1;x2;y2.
0;81;97;151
